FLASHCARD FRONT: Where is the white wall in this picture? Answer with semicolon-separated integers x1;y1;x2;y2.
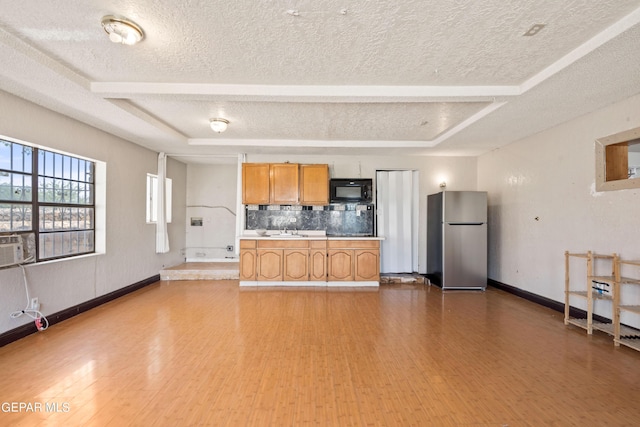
478;92;640;328
245;154;478;273
0;90;186;335
185;163;238;260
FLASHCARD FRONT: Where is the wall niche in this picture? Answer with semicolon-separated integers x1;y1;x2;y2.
595;127;640;191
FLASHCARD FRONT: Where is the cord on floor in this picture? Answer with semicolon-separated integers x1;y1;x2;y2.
9;263;49;331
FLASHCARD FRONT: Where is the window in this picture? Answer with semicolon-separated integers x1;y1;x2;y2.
0;141;32;233
146;174;172;223
0;138;95;261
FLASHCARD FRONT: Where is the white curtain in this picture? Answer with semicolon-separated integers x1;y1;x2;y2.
376;170;419;273
156;152;170;253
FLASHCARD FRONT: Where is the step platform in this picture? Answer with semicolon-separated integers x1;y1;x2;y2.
160;262;239;281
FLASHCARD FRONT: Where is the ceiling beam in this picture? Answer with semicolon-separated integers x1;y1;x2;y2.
91;82;518;102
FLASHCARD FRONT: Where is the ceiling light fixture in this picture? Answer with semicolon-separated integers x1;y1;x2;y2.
210;118;229;133
101;15;144;45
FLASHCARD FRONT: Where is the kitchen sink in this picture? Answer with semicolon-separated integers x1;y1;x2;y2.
271;233;307;238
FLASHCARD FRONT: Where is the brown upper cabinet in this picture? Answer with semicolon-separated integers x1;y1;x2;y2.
270;163;299;204
242;163;328;205
299;164;329;205
242;163;270;204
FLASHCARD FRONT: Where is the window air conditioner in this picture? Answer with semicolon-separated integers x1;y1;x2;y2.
0;242;24;268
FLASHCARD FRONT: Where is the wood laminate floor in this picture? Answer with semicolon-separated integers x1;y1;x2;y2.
1;281;639;426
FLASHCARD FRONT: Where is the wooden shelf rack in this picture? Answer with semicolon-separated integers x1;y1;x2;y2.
564;251;640;352
564;251;617;335
614;259;640;352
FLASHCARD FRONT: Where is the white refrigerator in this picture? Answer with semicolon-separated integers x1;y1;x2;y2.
427;191;487;290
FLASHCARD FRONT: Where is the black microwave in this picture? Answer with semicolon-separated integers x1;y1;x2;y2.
330;179;373;203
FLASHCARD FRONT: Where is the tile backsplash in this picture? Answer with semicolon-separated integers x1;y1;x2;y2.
246;204;374;236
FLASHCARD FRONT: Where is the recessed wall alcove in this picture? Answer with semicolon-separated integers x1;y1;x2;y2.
595;127;640;191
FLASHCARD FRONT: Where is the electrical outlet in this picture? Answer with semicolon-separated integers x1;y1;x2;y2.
30;297;39;310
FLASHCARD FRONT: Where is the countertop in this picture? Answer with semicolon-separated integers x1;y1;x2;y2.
240;231;384;241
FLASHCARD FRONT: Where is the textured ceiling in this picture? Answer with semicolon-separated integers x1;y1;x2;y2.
0;1;640;160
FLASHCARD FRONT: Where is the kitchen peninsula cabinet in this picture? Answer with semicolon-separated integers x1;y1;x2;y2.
309;240;327;281
239;240;257;280
327;240;380;282
354;248;380;281
256;248;284;281
327;249;354;280
256;239;309;281
241;162;328;205
283;248;309;281
239;236;381;286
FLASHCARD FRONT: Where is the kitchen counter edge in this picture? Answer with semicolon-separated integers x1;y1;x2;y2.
239;236;384;241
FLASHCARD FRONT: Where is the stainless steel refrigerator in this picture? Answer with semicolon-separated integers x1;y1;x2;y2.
427;191;487;290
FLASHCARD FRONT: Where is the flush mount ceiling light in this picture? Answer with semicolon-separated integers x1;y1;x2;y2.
210;118;229;133
101;15;144;45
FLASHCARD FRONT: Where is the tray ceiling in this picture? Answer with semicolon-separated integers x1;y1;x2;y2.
1;1;640;159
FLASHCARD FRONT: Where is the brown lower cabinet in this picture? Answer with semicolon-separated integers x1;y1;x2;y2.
239;240;257;280
282;248;309;281
327;249;353;280
309;240;327;281
240;238;379;283
243;239;310;281
327;240;380;282
256;249;285;280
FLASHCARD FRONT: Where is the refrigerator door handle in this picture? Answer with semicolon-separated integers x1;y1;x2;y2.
446;222;485;226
